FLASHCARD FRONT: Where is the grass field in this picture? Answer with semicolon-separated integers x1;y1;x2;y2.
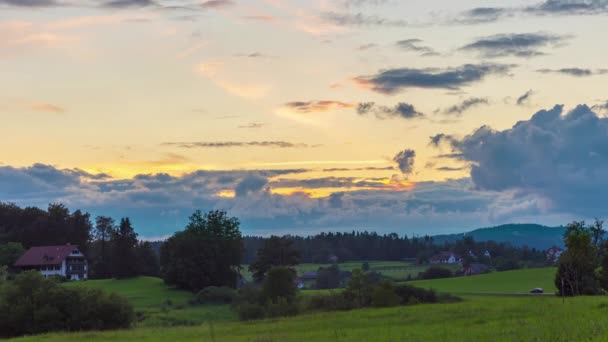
241;261;461;282
64;277;236;327
33;267;582;341
408;267;557;294
14;295;608;341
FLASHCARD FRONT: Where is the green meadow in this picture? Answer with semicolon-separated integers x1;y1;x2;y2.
19;267;604;341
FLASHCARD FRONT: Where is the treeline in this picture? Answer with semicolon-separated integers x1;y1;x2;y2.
243;232;547;269
0;202;159;279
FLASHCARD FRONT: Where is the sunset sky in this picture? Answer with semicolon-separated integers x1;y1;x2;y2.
2;0;608;237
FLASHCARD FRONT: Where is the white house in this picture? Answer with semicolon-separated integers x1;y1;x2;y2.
14;244;88;280
429;251;462;264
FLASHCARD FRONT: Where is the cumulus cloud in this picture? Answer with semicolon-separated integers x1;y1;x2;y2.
393;149;416;175
442;97;489;115
395;39;439;56
460;33;566;58
432;104;608;216
162;141;314;149
516;90;535;106
357;102;424;120
536;68;608;77
354;64;512;94
283;101;354;113
235;174;268;197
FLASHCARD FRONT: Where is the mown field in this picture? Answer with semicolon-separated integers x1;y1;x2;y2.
23;267;595;341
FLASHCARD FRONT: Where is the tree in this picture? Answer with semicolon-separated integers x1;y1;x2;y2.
361;262;370;272
344;268;374;307
555;221;599;296
590;218;605;248
316;264;341;289
92;216;116;278
110;218;139;278
161;210;243;291
262;266;297;303
249;236;300;282
0;242;24;267
135;241;160;277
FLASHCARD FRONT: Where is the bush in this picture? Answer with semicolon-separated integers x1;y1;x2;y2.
306;292;354;311
371;281;400;307
265;297;299;318
194;286;236;304
235;302;266;320
419;266;453;280
394;284;438;304
0;271;134;338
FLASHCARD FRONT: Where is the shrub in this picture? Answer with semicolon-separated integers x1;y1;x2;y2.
235;302;266;320
265;297;299;318
262;267;296;303
0;271;134;338
194;286;236;304
419;266;453;280
394;284;438;304
371;281;400;307
306;292;354;311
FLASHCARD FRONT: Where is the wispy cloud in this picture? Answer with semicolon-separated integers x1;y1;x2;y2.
395;38;439;56
442;97;489;115
321;12;408;27
283;101;355;113
516;90;535;106
162;141;316;149
536;68;608;77
31;103;66;113
460;33;567;58
357;102;424;120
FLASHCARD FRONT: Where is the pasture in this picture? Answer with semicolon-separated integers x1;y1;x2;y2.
13;294;608;341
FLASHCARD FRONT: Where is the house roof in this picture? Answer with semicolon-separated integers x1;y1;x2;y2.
14;244;81;267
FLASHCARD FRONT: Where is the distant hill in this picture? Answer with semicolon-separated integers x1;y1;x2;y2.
432;224;565;250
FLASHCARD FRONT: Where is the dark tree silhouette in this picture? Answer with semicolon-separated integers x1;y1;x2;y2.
249;236;300;282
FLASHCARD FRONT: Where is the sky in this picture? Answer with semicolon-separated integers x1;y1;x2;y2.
1;0;608;238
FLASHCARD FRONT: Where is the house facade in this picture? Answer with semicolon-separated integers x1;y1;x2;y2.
14;244;88;280
429;251;462;264
546;246;563;263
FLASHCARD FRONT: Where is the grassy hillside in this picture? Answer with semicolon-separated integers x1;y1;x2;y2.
64;277;236;327
14;295;608;341
432;224;564;249
408;267;557;294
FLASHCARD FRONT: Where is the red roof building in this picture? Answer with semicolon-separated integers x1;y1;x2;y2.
14;244;88;281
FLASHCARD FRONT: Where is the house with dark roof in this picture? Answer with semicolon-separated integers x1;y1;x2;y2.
429;251;462;264
14;244;88;280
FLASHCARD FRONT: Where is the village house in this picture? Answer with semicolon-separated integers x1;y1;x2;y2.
14;244;88;281
429;251;462;264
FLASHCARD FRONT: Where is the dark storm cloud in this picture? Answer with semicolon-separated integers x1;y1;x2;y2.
357;102;424;120
536;68;608;77
162;141;314;148
443;98;489;115
460;33;566;58
517;90;535;106
432;104;608;215
393;149;416;175
355;64;512;94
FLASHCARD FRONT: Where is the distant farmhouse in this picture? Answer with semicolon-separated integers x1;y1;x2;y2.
429;251;461;264
14;244;88;280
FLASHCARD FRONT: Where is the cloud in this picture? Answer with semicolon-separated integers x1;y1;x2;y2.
460;33;566;58
527;0;608;15
357;102;424;120
358;43;378;50
102;0;156;8
321;12;408;27
238;122;264;129
536;68;608;77
458;7;512;24
516;90;535;106
162;141;315;149
433;104;608;216
354;64;512;94
395;39;439;56
235;174;268;197
201;0;234;10
393;149;416;175
283;101;355;113
443;97;489;115
343;0;389;7
0;0;61;6
31;103;65;113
